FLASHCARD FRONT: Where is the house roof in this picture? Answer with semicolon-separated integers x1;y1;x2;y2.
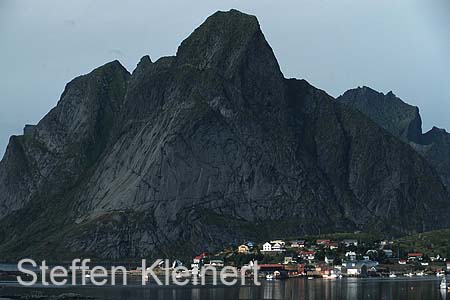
407;253;423;257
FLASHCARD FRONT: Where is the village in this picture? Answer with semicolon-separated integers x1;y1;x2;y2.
188;236;450;280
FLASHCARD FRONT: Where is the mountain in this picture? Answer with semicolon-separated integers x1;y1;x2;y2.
338;87;450;191
0;10;449;261
338;87;423;143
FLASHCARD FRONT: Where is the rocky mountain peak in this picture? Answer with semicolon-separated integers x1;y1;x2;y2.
176;10;282;80
90;59;129;76
428;126;448;135
339;86;450;192
422;126;450;147
338;86;423;143
132;55;152;77
122;9;285;125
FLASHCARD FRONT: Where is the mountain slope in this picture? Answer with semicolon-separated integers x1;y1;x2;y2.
0;10;449;260
338;87;450;191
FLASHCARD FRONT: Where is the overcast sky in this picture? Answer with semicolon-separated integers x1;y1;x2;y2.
1;0;449;157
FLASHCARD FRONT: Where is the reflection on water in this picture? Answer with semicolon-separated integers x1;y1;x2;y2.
443;289;449;300
1;278;450;300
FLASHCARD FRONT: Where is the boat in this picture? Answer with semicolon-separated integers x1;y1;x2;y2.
307;276;314;280
389;273;397;278
437;271;445;277
266;274;274;280
416;271;425;276
403;273;414;277
440;276;447;290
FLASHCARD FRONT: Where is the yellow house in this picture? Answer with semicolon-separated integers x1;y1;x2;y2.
238;244;250;254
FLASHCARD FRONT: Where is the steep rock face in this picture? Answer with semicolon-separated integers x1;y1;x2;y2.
338;87;450;191
421;127;450;189
0;61;130;219
0;10;449;260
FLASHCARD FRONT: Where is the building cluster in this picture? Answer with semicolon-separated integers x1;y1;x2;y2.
189;237;450;278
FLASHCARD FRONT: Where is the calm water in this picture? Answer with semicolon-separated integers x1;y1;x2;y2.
1;277;449;300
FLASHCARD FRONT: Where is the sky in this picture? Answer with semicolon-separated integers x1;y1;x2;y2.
1;0;449;157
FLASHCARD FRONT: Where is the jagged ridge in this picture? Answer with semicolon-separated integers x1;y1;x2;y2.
338;86;450;191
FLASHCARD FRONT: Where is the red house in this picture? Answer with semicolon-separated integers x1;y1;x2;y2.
407;253;423;261
299;251;316;261
316;239;331;245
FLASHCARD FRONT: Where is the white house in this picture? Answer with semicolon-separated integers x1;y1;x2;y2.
342;239;358;247
262;241;286;253
263;242;272;252
272;243;283;251
270;240;286;247
329;242;339;250
345;251;357;261
343;261;378;276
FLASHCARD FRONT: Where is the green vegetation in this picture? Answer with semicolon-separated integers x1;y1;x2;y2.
394;229;450;258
